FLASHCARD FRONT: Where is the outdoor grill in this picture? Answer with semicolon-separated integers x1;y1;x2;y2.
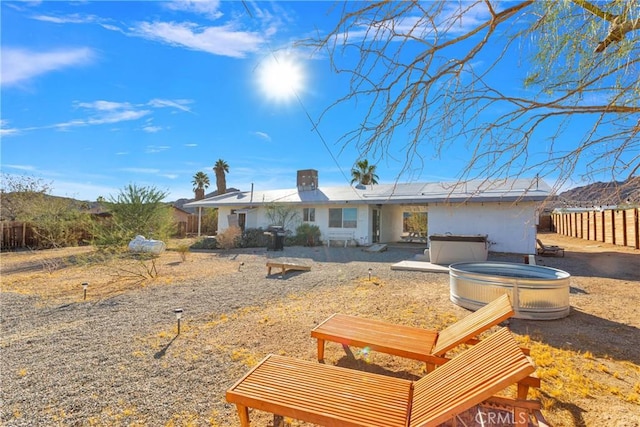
265;226;285;251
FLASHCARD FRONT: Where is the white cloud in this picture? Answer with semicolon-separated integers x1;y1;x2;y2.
132;21;264;58
252;131;272;142
4;98;193;134
31;13;100;24
145;145;171;153
54;109;151;130
184;143;198;147
148;98;193;113
100;23;123;33
55;98;193;130
164;0;223;19
160;173;179;179
438;2;492;36
2;164;37;171
76;100;133;111
90;110;151;124
0;120;20;136
336;2;493;45
1;47;95;87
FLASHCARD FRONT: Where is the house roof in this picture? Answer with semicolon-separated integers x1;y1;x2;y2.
184;178;551;208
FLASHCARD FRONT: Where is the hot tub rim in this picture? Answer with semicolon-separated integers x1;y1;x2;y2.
449;261;570;280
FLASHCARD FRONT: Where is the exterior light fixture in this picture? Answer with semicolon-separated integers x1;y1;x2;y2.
174;308;183;334
82;282;89;300
238;262;245;272
368;268;372;281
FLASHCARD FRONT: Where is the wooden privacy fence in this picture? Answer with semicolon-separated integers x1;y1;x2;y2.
2;216;203;250
551;208;640;249
1;222;37;250
175;215;201;237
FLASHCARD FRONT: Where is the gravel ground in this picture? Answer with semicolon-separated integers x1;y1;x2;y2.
1;238;639;427
1;244;437;426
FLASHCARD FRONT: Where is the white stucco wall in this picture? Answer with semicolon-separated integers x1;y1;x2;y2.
381;205;404;243
428;202;538;254
214;201;538;254
218;204;371;244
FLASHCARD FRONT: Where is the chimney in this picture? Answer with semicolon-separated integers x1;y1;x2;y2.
297;169;318;192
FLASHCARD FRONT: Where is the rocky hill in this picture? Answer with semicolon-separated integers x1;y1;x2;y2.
557;177;640;206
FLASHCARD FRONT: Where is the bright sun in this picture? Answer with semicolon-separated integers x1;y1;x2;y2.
258;56;304;102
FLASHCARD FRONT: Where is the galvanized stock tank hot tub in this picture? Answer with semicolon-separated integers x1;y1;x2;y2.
449;262;571;320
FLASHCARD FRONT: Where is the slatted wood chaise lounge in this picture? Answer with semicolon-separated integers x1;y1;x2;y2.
311;294;517;372
226;327;542;427
536;239;565;257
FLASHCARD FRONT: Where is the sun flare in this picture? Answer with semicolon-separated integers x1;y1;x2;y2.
258;56;304;101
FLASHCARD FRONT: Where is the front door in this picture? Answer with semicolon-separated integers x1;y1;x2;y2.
372;208;381;243
238;213;246;231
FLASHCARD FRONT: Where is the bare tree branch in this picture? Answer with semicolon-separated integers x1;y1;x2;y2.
574;0;640;52
303;1;639;196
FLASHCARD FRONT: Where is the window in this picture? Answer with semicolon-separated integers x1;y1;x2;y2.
328;207;357;228
343;208;357;228
403;211;427;234
303;208;315;222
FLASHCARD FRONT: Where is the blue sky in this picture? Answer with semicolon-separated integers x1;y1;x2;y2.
0;1;600;201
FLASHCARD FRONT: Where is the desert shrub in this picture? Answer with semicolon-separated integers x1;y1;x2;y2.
404;209;428;235
190;236;218;250
264;203;300;231
216;226;242;250
200;208;218;235
92;184;174;249
1;174;92;249
294;223;321;246
240;228;270;248
175;244;190;261
29;199;92;248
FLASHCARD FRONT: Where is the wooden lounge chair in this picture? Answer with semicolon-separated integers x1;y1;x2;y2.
536;238;565;257
312;293;516;371
226;327;543;427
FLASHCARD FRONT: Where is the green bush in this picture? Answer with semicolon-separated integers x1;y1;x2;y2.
190;236;218;250
240;228;270;248
294;223;321;246
92;184;174;249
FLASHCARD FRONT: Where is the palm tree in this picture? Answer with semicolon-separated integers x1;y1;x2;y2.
213;159;229;195
350;159;379;186
192;171;210;200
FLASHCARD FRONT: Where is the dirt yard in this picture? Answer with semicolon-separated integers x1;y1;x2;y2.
1;233;639;427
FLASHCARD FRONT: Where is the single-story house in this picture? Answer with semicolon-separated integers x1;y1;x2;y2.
185;170;551;254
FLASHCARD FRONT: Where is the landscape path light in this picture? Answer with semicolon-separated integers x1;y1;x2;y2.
82;282;89;300
368;268;372;281
174;308;183;334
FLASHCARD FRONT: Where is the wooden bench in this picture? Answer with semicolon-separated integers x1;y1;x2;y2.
402;231;427;243
312;294;517;371
226;328;542;427
324;230;355;247
265;260;311;276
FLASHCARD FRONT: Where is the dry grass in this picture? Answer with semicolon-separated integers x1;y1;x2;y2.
1;235;639;426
